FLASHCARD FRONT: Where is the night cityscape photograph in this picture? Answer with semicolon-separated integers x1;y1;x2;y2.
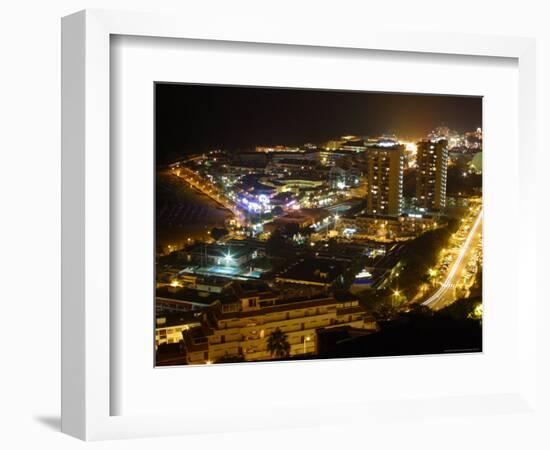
154;83;483;366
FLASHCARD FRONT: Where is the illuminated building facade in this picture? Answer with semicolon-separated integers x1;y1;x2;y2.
163;294;376;364
365;144;405;216
338;213;439;240
416;139;449;212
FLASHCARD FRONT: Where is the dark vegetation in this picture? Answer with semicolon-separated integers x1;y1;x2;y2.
265;226;303;257
446;167;482;196
317;299;482;359
404;166;482;198
396;219;459;297
210;227;229;241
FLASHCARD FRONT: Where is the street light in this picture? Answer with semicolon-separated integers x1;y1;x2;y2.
392;289;401;308
170;279;181;288
303;335;311;354
224;251;233;266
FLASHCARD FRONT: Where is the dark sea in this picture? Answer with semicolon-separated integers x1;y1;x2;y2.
156;171;230;249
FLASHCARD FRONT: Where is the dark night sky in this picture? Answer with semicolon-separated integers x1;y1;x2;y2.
155;83;482;163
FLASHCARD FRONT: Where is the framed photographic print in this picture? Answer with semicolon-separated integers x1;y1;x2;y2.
62;9;540;441
153;83;483;366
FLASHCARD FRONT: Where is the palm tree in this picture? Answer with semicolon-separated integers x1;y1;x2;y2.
266;328;290;359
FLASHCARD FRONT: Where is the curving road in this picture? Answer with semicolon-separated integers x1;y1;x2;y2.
422;209;483;309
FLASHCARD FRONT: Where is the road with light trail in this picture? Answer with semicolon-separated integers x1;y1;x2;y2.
422;209;483;310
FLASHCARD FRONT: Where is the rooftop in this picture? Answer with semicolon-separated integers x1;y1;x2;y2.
156;286;236;306
156;311;204;328
276;257;350;286
219;294;343;320
365;142;405;151
345;212;437;221
183;240;263;259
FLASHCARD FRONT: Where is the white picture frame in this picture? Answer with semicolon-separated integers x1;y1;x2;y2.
61;9;539;441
